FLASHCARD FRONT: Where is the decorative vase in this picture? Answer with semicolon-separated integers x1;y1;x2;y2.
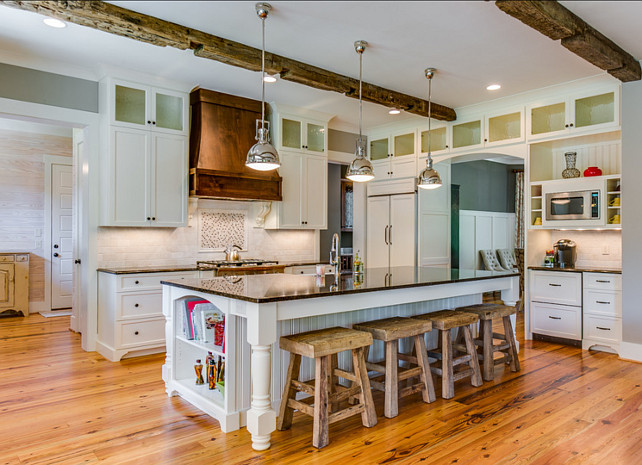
562;152;580;178
583;166;602;177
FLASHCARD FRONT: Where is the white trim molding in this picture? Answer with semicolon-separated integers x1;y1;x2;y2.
619;342;642;363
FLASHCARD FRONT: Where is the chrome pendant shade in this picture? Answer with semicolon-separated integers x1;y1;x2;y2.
346;40;374;183
246;3;280;171
418;68;442;190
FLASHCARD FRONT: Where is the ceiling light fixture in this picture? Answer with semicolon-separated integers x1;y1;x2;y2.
346;40;375;183
263;74;278;83
388;107;401;115
486;84;501;91
246;2;280;172
417;68;442;190
43;18;67;28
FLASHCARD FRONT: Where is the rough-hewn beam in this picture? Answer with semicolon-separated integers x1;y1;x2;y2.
496;0;641;82
0;0;456;121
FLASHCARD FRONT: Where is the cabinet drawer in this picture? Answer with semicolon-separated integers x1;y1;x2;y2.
0;255;14;263
530;271;582;306
583;289;621;316
118;319;166;348
118;271;195;291
119;292;162;319
583;273;621;291
583;315;621;344
531;301;581;340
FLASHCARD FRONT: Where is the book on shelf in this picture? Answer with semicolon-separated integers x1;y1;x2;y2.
183;300;225;346
183;299;208;340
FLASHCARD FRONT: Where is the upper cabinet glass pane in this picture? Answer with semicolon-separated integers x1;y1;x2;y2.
282;118;301;149
393;132;415;157
531;102;565;135
488;112;521;142
420;127;447;153
370;137;389;161
575;92;614;128
452;120;481;148
306;123;325;152
155;93;183;131
115;85;146;126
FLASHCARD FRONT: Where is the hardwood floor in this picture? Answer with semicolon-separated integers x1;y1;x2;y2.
1;313;640;464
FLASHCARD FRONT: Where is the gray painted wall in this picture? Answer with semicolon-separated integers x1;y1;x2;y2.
621;80;642;346
0;63;98;113
451;160;523;213
320;163;343;260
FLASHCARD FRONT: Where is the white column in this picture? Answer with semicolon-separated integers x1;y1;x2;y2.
245;302;278;450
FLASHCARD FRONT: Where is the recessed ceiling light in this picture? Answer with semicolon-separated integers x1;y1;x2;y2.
486;84;501;91
388;107;401;115
43;18;67;28
263;74;278;83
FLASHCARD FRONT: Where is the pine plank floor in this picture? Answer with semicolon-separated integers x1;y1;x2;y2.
0;310;640;465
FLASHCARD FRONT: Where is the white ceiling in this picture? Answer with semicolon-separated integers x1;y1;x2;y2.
0;1;636;130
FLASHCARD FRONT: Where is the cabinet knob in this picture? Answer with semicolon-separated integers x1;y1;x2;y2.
74;259;81;265
135;280;140;284
53;253;59;258
152;217;156;221
134;303;139;307
565;124;569;128
569;123;574;127
134;331;139;335
446;145;449;148
147;217;151;221
152;121;156;125
147;120;151;124
53;244;59;249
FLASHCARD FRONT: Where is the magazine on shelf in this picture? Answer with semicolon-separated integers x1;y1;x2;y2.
191;302;225;345
183;299;209;340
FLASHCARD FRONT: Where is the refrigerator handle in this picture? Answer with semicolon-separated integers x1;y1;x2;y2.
384;225;389;245
389;224;392;245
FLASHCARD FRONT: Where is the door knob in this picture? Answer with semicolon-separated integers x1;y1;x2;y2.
53;253;59;257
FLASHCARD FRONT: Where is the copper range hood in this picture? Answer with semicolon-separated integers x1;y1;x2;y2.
189;88;282;201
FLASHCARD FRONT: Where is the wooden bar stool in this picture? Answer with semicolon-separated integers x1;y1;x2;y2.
411;310;483;399
456;303;520;381
353;316;436;418
277;327;377;449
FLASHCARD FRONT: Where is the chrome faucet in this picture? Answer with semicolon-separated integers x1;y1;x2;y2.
330;233;341;274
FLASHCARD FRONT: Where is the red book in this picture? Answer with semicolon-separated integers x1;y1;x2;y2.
186;299;210;339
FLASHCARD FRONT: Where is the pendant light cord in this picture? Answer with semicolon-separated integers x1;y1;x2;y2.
261;16;266;130
359;51;363;140
427;75;432;168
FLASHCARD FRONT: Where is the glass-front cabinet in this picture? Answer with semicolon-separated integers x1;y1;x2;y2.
419;124;449;156
485;108;524;146
279;116;327;154
369;129;417;180
111;79;188;135
451;117;483;151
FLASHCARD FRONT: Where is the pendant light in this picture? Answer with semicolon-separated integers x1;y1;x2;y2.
417;68;442;190
246;3;280;172
346;40;375;183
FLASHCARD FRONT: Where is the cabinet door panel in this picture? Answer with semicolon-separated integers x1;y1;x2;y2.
530;271;582;306
304;155;327;229
0;263;15;308
369;137;389;161
278;152;303;228
154;90;185;133
367;196;390;269
282;118;302;150
112;128;149;225
114;83;147;127
531;301;581;340
390;194;416;267
152;134;187;226
306;123;325;153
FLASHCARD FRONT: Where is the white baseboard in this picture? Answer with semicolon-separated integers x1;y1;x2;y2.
29;301;47;314
619;342;642;363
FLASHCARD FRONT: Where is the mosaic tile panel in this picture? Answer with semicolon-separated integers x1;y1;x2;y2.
199;210;246;250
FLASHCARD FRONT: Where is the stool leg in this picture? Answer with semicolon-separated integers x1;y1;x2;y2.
352;347;377;428
414;334;436;403
503;315;521;372
277;353;301;431
313;355;329;449
384;340;399;418
441;329;455;400
328;353;339;413
462;324;483;387
481;319;494;381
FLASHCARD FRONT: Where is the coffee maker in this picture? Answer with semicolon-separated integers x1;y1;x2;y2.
554;239;577;268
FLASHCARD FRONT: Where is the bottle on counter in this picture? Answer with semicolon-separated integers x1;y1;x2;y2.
544;249;555;267
194;359;205;385
206;351;215;389
353;250;364;275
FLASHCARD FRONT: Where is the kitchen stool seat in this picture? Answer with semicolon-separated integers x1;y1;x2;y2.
456;303;520;381
352;316;436;418
411;310;483;399
277;327;377;449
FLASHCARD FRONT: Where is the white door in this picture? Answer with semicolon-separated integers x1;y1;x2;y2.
112;127;149;226
51;163;73;309
390;194;416;267
71;129;83;331
367;196;390;268
278;151;303;228
151;133;187;226
304;155;327;229
417;163;451;267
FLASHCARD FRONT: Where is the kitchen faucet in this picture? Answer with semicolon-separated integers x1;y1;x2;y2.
330;233;341;274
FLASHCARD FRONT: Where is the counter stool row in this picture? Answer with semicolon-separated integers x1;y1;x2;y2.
277;303;520;448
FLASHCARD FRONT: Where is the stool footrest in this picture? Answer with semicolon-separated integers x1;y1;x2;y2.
328;403;365;425
334;368;358;382
333;385;363;404
399;382;427;399
452;368;474;382
365;361;386;374
398;366;423;381
288;398;314;417
291;379;315;396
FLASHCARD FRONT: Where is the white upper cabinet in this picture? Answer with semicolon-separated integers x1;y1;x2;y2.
527;86;619;141
451;116;484;152
419;123;450;157
271;105;331;155
369;128;417;180
111;79;188;136
484;107;525;147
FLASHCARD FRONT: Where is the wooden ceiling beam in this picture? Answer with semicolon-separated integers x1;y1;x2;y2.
496;0;641;82
0;0;457;121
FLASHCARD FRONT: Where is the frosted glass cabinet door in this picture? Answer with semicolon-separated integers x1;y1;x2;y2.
282;118;302;150
452;119;482;149
393;131;415;158
487;111;523;144
154;91;185;133
114;84;147;127
420;127;448;154
370;137;389;161
306;123;325;153
530;101;566;136
574;92;615;129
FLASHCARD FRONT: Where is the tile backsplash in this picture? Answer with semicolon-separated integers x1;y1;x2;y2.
97;199;317;268
551;230;622;268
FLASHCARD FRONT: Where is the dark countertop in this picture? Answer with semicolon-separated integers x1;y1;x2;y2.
528;266;621;274
97;265;199;274
161;266;519;304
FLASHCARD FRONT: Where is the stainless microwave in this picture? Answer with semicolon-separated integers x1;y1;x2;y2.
545;189;600;221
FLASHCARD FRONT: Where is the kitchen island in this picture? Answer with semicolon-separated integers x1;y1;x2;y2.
161;266;519;450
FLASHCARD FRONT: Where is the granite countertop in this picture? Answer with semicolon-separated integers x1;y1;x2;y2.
161;266;519;304
528;266;622;274
97;265;199;274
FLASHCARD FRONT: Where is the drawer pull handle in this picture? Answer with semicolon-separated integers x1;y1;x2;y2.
134;303;139;307
596;327;611;331
596;301;611;305
596;280;611;283
134;331;139;335
548;316;562;320
548;283;562;287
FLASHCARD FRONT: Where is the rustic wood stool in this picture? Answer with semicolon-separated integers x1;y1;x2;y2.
411;310;483;399
277;327;377;449
352;316;436;418
456;303;520;381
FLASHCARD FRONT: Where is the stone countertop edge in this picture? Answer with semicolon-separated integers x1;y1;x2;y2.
97;265;199;274
160;271;520;304
527;266;622;274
